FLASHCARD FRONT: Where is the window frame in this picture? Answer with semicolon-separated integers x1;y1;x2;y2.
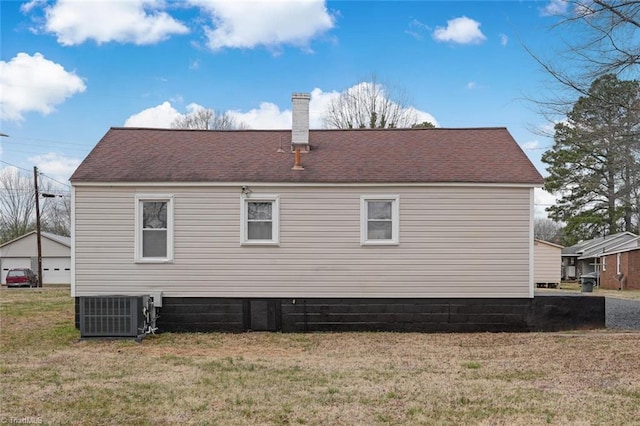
240;194;280;246
135;194;174;263
360;195;400;246
616;253;621;275
602;256;606;271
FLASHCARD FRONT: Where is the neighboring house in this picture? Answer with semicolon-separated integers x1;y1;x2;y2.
561;232;638;280
70;93;604;334
534;239;563;288
598;236;640;290
0;231;71;285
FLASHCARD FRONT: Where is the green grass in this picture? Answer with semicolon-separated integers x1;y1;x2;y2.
1;288;640;425
462;361;482;369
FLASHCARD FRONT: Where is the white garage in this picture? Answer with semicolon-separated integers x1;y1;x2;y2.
1;231;71;285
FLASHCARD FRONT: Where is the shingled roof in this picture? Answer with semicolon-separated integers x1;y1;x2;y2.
70;127;544;185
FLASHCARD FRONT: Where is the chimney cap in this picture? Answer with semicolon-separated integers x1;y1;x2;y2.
292;92;311;100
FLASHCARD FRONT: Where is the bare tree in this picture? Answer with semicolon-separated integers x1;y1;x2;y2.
324;75;423;129
0;168;70;244
41;194;71;237
528;0;640;117
171;108;248;130
0;168;35;243
534;218;564;243
562;1;640;78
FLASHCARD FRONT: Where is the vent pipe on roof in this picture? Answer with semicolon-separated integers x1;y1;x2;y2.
292;147;304;171
291;93;310;147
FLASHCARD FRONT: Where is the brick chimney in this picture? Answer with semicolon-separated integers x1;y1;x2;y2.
291;93;310;147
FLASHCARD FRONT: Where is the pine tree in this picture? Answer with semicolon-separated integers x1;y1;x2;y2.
542;74;640;243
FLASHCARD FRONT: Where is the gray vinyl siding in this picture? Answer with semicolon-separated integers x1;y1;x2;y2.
73;185;533;298
534;241;561;284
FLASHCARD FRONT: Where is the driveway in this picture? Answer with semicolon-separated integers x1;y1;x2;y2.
606;298;640;330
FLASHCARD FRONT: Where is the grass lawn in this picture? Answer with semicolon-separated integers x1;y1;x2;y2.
1;288;639;425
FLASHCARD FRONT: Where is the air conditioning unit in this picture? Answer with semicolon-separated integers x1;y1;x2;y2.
79;296;145;338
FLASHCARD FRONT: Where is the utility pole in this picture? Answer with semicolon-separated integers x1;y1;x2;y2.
33;166;43;288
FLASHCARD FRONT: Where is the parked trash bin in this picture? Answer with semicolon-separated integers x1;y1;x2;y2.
580;273;597;293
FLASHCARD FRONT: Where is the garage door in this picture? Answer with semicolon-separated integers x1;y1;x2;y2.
1;258;32;284
42;257;71;284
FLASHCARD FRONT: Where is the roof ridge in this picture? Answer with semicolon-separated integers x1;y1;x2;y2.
109;126;509;132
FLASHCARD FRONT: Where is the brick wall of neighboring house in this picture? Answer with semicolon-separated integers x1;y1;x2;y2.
600;249;640;290
628;250;640;290
600;254;618;289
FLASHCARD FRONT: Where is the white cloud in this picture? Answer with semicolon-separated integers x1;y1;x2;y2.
0;52;86;122
29;152;81;184
433;16;486;44
227;86;438;130
409;108;439;127
467;81;477;90
20;0;46;13
124;84;438;131
228;102;291;129
540;0;569;17
226;88;341;129
521;140;541;151
309;87;341;128
314;82;439;128
41;0;188;45
185;103;206;114
500;34;509;46
405;18;429;41
124;102;181;128
537;118;569;137
189;0;334;50
535;187;557;218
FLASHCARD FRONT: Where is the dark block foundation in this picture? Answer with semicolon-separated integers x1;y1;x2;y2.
143;295;604;333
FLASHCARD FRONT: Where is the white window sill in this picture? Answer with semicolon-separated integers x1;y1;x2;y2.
361;240;399;246
134;259;174;264
241;241;280;246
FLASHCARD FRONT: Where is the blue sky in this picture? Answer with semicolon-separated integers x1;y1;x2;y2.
1;0;575;212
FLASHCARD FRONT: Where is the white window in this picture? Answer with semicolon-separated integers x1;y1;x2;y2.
617;253;621;275
241;195;280;245
360;195;399;245
602;256;606;271
135;195;174;262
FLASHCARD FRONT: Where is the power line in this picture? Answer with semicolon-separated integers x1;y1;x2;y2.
1;145;88;155
2;135;89;147
40;173;71;188
0;159;32;174
0;188;34;194
0;160;71;188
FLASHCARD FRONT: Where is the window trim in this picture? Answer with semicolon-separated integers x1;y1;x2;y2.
602;256;606;271
616;253;621;275
360;195;400;246
240;194;280;246
135;194;174;263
